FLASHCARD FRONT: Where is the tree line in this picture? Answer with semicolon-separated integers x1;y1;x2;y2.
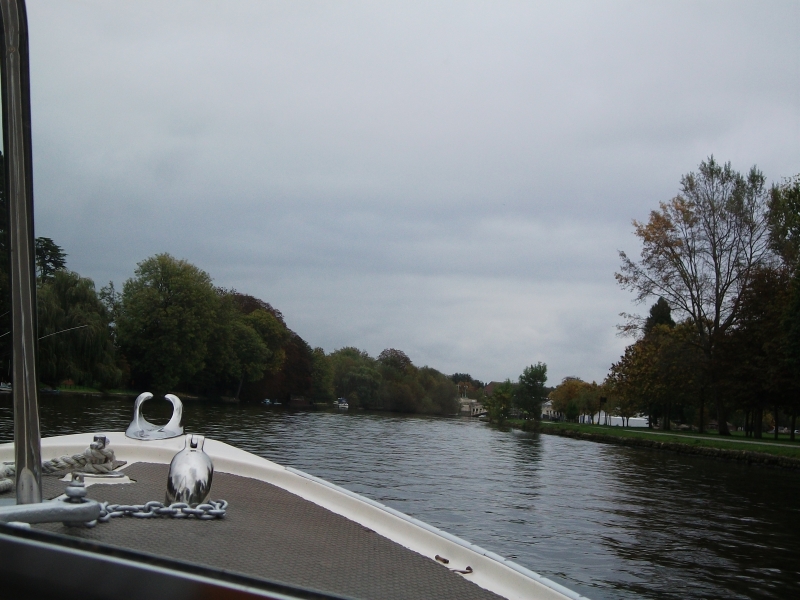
18;251;299;401
0;203;459;414
548;158;800;440
328;347;458;413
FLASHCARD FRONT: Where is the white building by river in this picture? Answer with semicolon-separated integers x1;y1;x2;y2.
541;400;560;420
542;401;648;427
459;398;486;417
580;411;649;427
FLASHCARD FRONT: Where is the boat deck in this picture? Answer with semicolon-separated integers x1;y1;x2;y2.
1;463;503;600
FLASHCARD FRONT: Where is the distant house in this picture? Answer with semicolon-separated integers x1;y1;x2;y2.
541;399;561;421
459;398;486;417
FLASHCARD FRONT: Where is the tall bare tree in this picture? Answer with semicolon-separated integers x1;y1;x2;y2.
616;157;771;434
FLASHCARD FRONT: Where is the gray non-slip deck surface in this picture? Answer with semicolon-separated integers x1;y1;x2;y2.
22;463;504;600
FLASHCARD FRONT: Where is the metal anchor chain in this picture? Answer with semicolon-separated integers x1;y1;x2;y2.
88;499;228;527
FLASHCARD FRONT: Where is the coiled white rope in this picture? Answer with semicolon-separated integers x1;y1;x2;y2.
0;436;116;493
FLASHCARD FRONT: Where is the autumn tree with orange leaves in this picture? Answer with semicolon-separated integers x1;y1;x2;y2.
616;157;772;435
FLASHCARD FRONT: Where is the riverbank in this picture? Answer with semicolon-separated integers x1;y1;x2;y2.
41;387;209;401
507;420;800;469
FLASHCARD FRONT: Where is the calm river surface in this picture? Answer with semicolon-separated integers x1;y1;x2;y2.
1;395;798;600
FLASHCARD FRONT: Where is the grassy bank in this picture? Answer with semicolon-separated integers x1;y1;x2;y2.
504;419;800;466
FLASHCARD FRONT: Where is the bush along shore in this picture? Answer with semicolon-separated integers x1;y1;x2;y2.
505;421;800;470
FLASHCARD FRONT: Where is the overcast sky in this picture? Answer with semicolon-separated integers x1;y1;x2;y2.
23;1;800;385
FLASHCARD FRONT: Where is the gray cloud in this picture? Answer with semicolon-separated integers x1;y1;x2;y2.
25;0;800;383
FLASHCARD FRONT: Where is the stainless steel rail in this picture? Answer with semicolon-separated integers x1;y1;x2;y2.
0;0;42;505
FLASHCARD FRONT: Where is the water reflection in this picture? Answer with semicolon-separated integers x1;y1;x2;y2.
600;447;800;600
0;396;798;600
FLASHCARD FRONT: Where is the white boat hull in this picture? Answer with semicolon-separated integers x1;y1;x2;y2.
0;433;585;600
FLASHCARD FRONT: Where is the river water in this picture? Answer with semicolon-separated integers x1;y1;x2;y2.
1;395;798;600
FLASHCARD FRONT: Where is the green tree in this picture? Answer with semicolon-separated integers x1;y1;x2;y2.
204;302;288;399
450;372;485;389
329;347;458;414
719;267;796;439
564;398;580;422
451;373;484;400
98;281;121;343
768;174;800;269
377;348;412;372
309;347;335;403
607;344;645;426
644;297;675;335
193;291;240;393
243;308;288;375
515;362;547;419
379;379;419;412
608;318;705;431
603;372;639;427
617;157;771;435
785;272;800;440
418;367;459;414
35;237;67;281
37;270;121;388
576;381;602;424
330;347;375;398
342;365;381;408
230;318;272;399
244;331;314;403
485;379;513;423
117;254;218;390
549;377;587;422
376;349;422;412
765;174;800;439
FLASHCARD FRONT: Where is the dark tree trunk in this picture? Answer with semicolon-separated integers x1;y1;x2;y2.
744;410;749;438
775;403;780;440
716;386;731;436
754;406;763;439
791;411;796;442
699;394;705;434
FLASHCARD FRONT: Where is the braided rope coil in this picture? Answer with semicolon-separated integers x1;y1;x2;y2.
42;444;116;474
0;437;116;492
